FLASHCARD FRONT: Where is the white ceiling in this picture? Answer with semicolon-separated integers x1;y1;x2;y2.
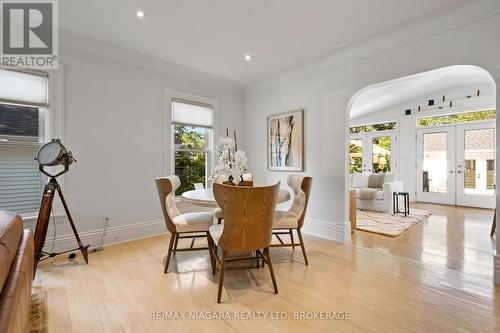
59;0;454;85
350;65;496;119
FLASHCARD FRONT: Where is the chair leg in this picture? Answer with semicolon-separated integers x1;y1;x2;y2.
172;233;179;255
217;251;227;303
297;228;309;265
264;248;278;294
491;209;496;237
206;232;215;273
289;229;295;249
164;232;176;273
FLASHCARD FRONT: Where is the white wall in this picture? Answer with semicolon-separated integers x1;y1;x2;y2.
244;0;500;283
350;86;495;201
27;32;244;249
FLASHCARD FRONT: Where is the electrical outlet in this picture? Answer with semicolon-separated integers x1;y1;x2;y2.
103;217;110;226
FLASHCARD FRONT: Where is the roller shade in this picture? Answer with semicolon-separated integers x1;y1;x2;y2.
0;146;41;214
172;98;213;128
0;69;48;107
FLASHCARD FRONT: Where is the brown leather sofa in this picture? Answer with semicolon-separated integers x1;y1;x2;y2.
0;211;34;333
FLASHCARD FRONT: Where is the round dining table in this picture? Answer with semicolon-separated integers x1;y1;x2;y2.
181;188;291;207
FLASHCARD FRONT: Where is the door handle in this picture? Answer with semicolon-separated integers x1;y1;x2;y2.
457;171;462;174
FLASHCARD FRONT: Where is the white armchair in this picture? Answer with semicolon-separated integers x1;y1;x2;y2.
350;173;403;214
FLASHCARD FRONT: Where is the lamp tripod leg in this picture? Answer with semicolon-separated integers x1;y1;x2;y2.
56;186;89;264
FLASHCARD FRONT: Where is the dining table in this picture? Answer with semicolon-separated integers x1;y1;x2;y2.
181;187;291;207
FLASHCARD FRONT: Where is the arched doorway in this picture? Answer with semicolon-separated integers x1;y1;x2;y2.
345;65;496;276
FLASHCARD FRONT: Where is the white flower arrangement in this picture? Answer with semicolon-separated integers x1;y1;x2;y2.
210;134;248;184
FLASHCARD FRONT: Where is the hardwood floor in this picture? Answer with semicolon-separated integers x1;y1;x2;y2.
352;203;496;277
34;230;500;332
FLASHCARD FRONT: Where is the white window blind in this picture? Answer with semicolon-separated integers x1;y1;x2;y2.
0;146;41;214
172;99;213;128
0;69;48;107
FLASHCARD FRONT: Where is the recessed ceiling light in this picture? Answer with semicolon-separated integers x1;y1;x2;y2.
244;54;252;62
136;10;145;18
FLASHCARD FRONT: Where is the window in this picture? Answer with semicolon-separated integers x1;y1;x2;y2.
417;110;496;127
171;99;213;195
349;121;396;134
0;69;49;214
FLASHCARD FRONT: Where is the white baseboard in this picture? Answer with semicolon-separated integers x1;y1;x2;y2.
40;216;345;254
42;219;166;253
302;217;340;242
495;255;500;285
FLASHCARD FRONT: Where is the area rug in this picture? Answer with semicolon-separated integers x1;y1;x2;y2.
356;209;432;236
28;291;48;333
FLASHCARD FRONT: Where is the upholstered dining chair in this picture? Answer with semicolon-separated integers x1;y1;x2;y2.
155;176;214;273
271;175;313;265
209;182;280;303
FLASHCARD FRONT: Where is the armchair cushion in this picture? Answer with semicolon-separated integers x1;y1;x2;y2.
173;212;214;233
354;188;384;200
368;174;385;189
351;173;369;188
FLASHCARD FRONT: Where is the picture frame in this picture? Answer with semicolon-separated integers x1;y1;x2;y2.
267;109;304;171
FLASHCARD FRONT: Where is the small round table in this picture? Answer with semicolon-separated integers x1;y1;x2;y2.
181;188;291;207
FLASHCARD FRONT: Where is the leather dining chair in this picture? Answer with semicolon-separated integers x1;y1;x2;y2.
155;176;215;273
271;175;313;265
209;182;280;303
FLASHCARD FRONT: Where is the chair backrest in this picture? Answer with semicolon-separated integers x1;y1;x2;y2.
287;175;313;228
155;176;181;233
213;182;280;251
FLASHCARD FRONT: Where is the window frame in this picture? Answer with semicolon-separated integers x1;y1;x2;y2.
163;88;219;192
0;67;64;220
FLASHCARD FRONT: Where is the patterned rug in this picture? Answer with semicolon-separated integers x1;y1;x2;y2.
356;209;432;236
29;291;48;333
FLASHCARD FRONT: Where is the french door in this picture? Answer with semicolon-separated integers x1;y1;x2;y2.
416;121;495;208
349;132;397;174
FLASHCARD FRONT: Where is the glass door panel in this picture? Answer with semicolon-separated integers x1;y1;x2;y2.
456;123;495;208
463;128;494;195
416;127;455;205
349;138;363;174
371;136;392;173
422;132;448;193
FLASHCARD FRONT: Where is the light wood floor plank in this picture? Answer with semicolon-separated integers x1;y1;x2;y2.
34;229;500;333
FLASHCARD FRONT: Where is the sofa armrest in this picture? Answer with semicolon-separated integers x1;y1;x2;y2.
382;181;404;198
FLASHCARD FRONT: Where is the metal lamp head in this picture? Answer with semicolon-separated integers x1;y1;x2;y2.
35;139;76;178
